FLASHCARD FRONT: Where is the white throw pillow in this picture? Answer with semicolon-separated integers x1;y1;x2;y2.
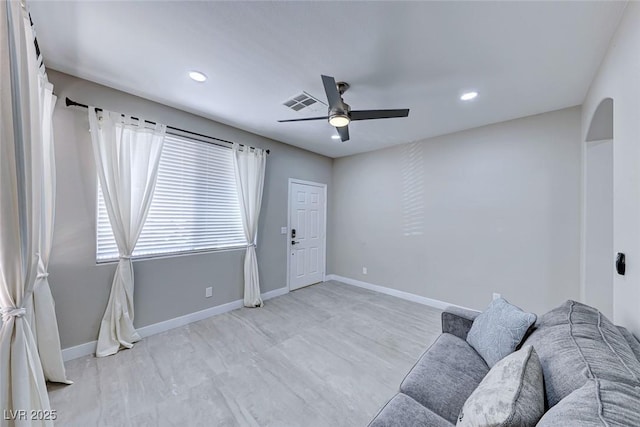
457;345;544;427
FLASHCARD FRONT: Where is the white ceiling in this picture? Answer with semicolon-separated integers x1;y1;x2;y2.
29;1;626;158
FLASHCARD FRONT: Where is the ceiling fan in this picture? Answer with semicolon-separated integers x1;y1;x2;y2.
278;75;410;142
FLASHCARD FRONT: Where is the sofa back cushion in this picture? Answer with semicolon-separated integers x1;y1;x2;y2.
536;379;640;427
617;325;640;363
523;300;640;408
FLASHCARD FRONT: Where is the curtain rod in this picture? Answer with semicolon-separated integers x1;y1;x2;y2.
65;97;270;154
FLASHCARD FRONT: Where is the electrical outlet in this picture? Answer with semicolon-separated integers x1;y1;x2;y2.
362;267;368;275
493;292;501;300
205;287;213;298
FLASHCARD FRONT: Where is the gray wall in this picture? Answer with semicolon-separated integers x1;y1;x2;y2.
49;69;585;348
329;107;582;314
48;70;333;349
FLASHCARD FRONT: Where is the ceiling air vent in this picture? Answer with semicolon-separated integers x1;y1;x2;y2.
282;91;327;113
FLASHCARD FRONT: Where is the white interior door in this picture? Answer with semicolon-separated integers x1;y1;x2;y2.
289;180;326;290
584;139;613;318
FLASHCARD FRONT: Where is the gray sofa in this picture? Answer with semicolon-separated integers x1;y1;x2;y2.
369;300;640;426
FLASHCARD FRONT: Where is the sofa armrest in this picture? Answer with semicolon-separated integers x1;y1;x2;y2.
441;306;481;340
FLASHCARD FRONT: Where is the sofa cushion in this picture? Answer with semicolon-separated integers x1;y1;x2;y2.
368;393;453;427
466;297;537;367
523;300;640;408
456;346;544;427
618;325;640;363
400;333;489;424
536;379;640;427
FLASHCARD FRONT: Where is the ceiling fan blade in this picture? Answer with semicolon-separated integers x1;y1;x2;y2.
321;75;342;110
337;125;350;142
277;116;328;123
350;109;410;121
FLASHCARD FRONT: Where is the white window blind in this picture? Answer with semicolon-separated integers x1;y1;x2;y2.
97;134;247;262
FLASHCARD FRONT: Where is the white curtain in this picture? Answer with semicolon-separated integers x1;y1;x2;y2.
89;108;165;357
232;144;267;308
1;0;53;423
22;23;70;385
17;14;72;384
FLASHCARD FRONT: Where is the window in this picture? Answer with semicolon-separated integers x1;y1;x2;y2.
97;134;247;262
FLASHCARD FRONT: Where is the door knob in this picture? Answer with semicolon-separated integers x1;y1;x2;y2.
291;240;300;245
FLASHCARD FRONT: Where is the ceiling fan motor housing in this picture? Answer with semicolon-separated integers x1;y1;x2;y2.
329;101;351;116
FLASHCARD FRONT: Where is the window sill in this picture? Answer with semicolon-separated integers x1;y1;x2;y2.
96;245;248;266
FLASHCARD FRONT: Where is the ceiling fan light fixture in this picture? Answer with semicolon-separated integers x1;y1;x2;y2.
329;113;350;128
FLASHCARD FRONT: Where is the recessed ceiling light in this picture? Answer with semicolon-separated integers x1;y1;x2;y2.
331;135;340;140
188;71;207;82
460;91;478;101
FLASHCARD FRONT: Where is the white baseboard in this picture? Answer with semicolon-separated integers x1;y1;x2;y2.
261;285;290;300
325;274;473;311
135;299;244;339
62;286;289;362
61;340;99;362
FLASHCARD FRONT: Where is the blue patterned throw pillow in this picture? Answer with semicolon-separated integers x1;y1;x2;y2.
466;297;536;367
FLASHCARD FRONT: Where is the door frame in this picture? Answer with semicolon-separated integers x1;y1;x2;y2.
286;178;327;291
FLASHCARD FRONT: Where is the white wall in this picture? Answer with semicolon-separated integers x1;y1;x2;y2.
584;139;614;318
582;2;640;336
329;107;582;315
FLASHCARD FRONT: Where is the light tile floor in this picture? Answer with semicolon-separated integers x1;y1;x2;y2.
48;281;442;427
